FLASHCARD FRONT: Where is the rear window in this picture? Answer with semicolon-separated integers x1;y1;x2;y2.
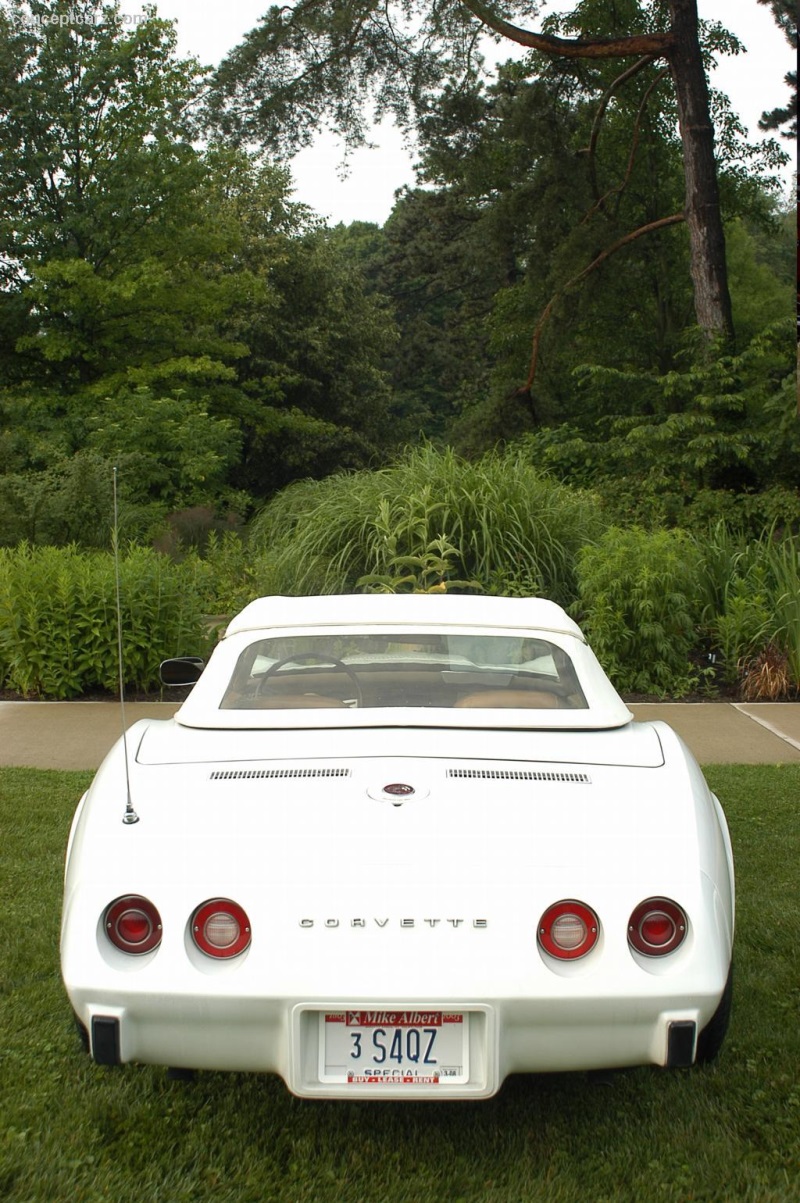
220;632;587;711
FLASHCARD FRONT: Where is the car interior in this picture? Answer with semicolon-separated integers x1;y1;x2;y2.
219;634;588;710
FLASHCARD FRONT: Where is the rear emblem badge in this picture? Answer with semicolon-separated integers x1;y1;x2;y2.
367;781;428;803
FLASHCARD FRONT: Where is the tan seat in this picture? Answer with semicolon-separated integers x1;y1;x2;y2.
454;689;562;709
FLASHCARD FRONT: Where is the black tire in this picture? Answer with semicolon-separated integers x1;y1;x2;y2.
73;1013;90;1055
696;962;733;1064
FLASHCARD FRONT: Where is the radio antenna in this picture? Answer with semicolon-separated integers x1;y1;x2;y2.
113;467;139;825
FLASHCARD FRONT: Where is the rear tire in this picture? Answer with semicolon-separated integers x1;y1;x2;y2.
73;1013;90;1055
696;963;733;1064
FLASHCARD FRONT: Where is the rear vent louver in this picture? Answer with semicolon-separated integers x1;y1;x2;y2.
447;768;591;784
210;767;351;781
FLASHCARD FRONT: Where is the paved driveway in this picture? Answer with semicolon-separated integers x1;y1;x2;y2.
1;700;799;771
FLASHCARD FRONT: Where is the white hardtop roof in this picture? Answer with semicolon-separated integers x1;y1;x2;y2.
224;594;586;641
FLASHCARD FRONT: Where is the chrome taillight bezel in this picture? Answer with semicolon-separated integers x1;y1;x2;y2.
628;897;687;956
538;900;600;960
191;899;251;959
104;895;162;955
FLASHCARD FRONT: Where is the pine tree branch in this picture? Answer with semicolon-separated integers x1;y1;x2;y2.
583;57;661;205
459;1;674;59
522;213;686;394
583;65;671;219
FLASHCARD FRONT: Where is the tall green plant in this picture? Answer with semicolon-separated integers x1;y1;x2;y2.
197;531;280;615
693;523;772;684
766;531;800;688
694;524;800;693
249;444;606;605
575;527;702;697
356;502;483;593
0;544;208;698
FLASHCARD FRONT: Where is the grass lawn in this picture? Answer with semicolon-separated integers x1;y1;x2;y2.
1;764;798;1203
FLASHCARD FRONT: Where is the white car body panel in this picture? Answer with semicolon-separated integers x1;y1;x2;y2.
61;595;734;1098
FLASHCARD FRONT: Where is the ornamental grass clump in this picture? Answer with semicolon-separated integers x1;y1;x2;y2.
249;444;606;605
693;524;800;698
693;523;773;686
764;530;800;693
739;643;791;702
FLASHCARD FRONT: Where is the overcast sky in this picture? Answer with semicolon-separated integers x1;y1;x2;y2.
125;1;795;225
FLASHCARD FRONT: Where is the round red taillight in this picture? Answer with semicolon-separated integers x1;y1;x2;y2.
628;898;687;956
191;899;251;959
105;896;162;954
538;900;599;960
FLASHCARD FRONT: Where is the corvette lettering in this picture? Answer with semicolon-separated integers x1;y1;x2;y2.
299;918;488;928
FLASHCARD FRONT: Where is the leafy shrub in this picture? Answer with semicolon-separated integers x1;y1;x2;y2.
575;527;702;697
0;544;208;698
0;451;118;548
356;509;483;594
249;444;606;605
521;320;799;534
196;531;280;616
709;577;773;685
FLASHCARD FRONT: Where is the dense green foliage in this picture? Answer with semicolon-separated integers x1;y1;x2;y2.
575;527;702;696
0;3;794;529
0;2;396;542
574;522;800;698
0;543;208;697
0;448;797;702
1;764;798;1201
521;318;799;530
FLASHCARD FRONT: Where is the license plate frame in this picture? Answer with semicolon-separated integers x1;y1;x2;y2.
319;1009;469;1086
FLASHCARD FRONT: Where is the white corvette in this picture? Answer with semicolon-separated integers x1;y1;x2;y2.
61;594;734;1098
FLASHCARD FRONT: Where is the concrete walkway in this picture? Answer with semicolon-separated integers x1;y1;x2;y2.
1;700;799;771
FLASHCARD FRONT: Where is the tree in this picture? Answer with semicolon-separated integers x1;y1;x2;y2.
209;0;772;348
0;2;399;527
341;188;508;439
0;0;254;393
521;317;799;531
229;221;398;497
756;0;797;138
410;50;694;433
340;26;785;451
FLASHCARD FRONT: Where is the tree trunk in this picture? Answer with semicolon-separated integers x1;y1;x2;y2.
461;0;736;347
666;0;734;347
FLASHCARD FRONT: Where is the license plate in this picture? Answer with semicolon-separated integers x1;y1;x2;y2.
320;1010;469;1085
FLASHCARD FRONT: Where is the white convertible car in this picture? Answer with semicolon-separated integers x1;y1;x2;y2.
61;594;734;1098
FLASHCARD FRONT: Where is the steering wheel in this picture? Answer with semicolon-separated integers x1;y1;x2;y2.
257;652;363;707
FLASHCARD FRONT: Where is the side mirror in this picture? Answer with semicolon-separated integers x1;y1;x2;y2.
160;656;205;687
